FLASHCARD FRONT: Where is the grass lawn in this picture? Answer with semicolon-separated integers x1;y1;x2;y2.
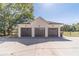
63;32;79;37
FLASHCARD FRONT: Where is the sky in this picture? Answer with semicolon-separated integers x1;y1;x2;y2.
34;3;79;24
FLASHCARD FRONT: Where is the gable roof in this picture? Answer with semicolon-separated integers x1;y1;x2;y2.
34;16;49;24
35;17;63;25
22;17;63;25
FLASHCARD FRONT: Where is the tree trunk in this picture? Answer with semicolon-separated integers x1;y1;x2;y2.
70;31;71;36
3;30;6;36
7;29;11;36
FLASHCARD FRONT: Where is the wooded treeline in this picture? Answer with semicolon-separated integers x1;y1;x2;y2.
61;23;79;32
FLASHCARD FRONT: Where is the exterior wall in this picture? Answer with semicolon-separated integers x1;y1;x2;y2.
32;27;35;37
18;27;21;37
58;26;61;37
31;18;48;27
18;24;31;28
48;24;60;28
45;27;48;37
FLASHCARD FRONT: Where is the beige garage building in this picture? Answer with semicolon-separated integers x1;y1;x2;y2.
18;17;63;37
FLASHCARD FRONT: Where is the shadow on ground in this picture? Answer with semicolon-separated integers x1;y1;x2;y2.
0;37;71;45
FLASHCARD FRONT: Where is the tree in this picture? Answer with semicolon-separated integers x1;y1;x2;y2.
75;23;79;31
0;3;34;36
71;24;76;32
61;24;71;31
61;24;77;32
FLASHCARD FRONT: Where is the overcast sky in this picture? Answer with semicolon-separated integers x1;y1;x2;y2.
34;3;79;24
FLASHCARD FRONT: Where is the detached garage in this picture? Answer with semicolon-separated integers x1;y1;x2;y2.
18;17;63;37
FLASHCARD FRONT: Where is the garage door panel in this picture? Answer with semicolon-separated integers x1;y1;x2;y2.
35;28;45;37
21;28;31;37
48;28;58;37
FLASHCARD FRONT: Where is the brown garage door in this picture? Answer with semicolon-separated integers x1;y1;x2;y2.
48;28;58;37
35;28;45;37
21;28;31;37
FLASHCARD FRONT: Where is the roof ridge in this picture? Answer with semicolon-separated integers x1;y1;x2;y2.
35;16;48;23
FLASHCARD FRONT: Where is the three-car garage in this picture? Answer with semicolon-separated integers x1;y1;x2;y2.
18;17;62;37
21;28;58;37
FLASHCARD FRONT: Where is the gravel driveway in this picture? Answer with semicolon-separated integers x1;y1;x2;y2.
0;36;79;56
